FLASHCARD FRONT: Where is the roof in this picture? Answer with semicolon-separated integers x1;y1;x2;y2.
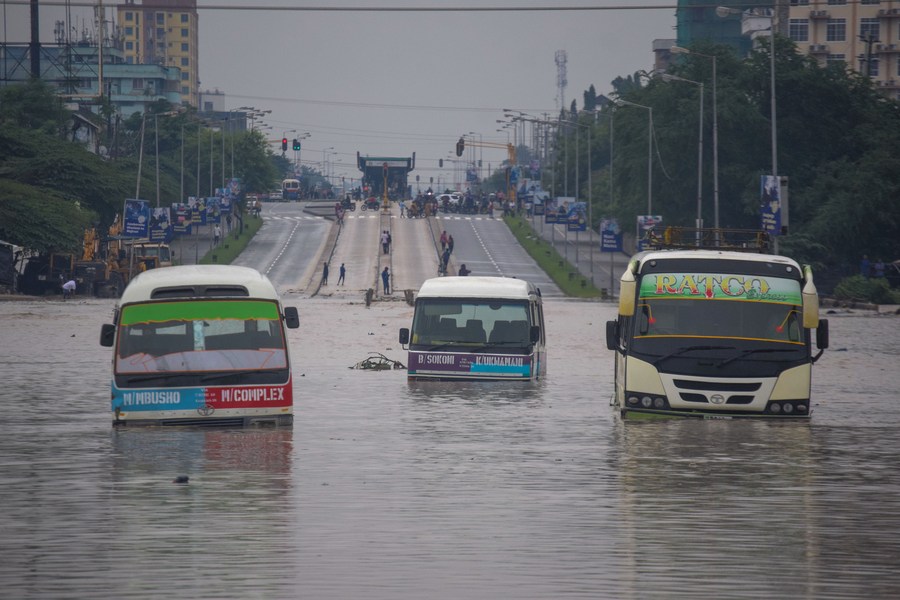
119;265;280;305
416;276;539;301
635;249;802;273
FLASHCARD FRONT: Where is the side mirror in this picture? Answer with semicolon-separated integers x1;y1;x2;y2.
283;306;300;329
399;328;410;345
530;325;540;344
100;323;116;347
816;318;829;350
606;320;619;351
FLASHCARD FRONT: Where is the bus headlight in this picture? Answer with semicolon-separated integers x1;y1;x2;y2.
653;397;666;409
641;396;653;408
627;396;640;406
770;402;782;413
782;403;794;414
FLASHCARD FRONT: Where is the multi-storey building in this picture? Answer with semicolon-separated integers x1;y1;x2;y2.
116;0;198;108
788;0;900;96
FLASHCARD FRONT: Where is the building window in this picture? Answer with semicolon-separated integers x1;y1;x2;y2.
133;78;144;89
826;19;846;42
827;0;846;5
126;56;133;64
181;57;189;66
125;41;133;50
861;0;880;5
181;43;189;51
789;19;809;42
182;86;190;95
125;26;133;36
181;28;188;37
181;14;189;23
790;0;809;5
156;13;164;24
826;54;845;66
125;11;133;21
860;19;880;40
181;72;189;81
156;27;165;37
861;57;879;77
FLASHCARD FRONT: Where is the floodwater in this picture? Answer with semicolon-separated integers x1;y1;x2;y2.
1;297;899;599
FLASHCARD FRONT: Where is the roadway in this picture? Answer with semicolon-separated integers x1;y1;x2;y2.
230;201;563;300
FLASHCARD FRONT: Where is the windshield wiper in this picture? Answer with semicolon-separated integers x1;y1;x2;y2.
653;345;735;367
716;348;797;369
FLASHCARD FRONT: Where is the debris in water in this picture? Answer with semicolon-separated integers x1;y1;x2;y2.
350;352;406;371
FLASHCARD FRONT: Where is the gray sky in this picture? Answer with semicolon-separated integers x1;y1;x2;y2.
5;1;675;186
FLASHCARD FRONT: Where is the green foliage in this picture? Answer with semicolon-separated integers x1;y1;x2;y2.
833;275;899;304
503;214;601;298
200;214;263;265
554;36;900;276
0;82;281;256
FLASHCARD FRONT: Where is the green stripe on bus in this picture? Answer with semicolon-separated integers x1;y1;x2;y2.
121;300;279;325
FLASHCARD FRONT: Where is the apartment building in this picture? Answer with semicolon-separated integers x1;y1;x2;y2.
790;1;900;96
116;0;199;107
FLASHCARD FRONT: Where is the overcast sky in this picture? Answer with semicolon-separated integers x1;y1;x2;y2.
5;1;675;184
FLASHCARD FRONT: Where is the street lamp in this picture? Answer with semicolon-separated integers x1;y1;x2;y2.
614;98;653;216
670;45;719;229
715;6;781;244
661;73;705;235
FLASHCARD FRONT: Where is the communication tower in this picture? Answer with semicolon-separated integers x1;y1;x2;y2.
555;50;568;112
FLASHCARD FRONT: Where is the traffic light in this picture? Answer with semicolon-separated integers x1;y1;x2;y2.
456;136;465;157
281;137;288;152
292;139;301;151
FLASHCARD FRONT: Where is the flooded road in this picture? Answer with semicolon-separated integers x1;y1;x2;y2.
1;297;899;599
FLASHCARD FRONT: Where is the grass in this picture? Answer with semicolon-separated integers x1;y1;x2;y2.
502;214;603;298
200;214;263;265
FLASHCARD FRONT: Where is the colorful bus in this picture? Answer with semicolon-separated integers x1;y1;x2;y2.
100;265;299;426
399;276;546;381
282;178;301;200
606;241;829;419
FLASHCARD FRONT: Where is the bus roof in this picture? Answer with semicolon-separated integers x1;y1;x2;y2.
119;265;280;304
416;276;539;301
635;249;802;272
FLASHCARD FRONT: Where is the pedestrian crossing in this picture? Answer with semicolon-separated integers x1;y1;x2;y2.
263;214;501;221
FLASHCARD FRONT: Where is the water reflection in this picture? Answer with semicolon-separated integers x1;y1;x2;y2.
1;300;899;598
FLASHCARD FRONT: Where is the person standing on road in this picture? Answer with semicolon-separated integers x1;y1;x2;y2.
381;230;390;254
338;263;346;285
381;267;390;294
440;230;448;251
62;277;76;300
321;262;329;286
441;247;450;275
214;224;221;246
399;199;406;218
458;264;470;276
447;235;455;255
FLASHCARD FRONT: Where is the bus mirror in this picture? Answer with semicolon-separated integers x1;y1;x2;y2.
618;266;636;317
100;323;115;347
283;306;300;329
606;320;618;350
399;328;410;345
816;319;829;350
802;267;819;328
530;325;540;344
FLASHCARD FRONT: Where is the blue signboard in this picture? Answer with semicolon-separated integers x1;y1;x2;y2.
636;215;663;252
567;201;587;232
149;207;172;242
172;203;192;235
123;198;149;238
760;175;781;236
600;218;623;252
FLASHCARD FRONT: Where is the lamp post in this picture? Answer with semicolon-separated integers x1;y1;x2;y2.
670;45;718;229
614;98;653;216
662;73;705;237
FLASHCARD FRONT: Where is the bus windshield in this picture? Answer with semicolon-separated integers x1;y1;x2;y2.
410;299;530;347
115;299;287;375
632;272;804;346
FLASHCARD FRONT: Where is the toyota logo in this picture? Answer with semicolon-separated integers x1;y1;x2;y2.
197;404;215;416
709;394;725;405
